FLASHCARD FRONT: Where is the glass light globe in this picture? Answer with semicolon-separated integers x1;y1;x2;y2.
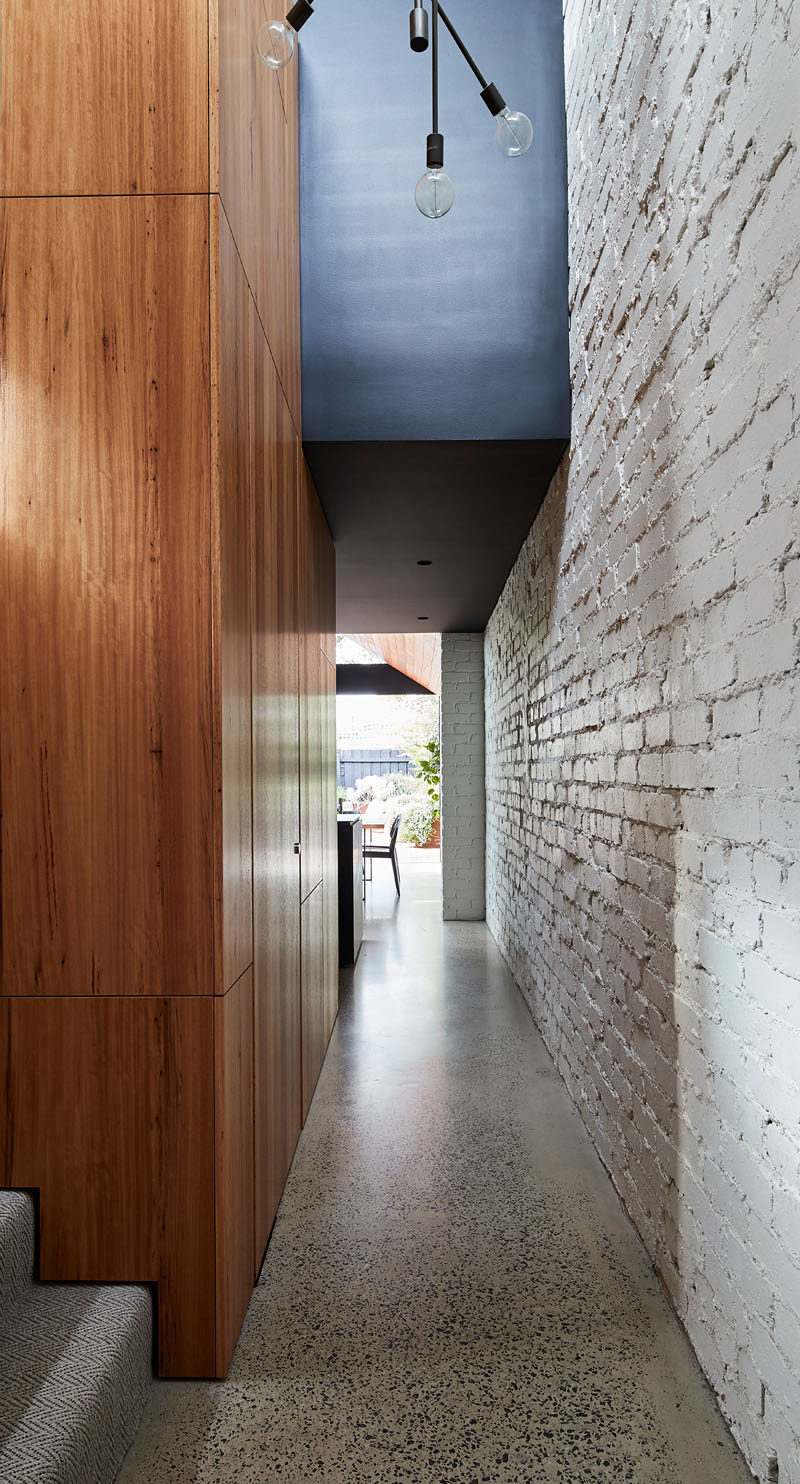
495;106;533;156
256;20;295;69
414;169;455;219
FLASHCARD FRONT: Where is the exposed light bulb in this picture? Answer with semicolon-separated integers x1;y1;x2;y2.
415;169;455;219
256;19;295;69
495;106;533;157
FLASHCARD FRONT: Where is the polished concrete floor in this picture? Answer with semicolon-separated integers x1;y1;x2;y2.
120;852;750;1483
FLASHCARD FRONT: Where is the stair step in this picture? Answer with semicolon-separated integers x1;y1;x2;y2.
0;1281;152;1484
0;1191;152;1484
0;1192;35;1320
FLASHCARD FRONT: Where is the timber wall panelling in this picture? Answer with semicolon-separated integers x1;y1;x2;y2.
300;883;325;1123
214;968;256;1374
0;0;210;196
251;292;303;1257
0;195;214;1002
215;202;255;996
0;995;217;1377
1;0;337;1379
217;0;302;428
298;459;338;1113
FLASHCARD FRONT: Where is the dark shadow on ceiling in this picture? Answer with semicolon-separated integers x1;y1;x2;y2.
337;663;434;696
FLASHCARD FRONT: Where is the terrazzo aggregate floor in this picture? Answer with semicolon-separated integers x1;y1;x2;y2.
119;851;751;1483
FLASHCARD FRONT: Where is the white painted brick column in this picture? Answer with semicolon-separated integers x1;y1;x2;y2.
441;633;485;921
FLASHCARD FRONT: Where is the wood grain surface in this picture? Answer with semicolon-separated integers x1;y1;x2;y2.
251;302;303;1259
0;994;216;1377
215;204;254;994
298;458;332;901
0;195;213;999
299;646;324;903
214;970;255;1375
350;632;441;694
300;882;325;1123
216;0;301;430
0;0;209;196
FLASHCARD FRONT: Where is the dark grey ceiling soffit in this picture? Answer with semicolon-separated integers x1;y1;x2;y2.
336;663;434;696
299;0;570;633
306;438;566;633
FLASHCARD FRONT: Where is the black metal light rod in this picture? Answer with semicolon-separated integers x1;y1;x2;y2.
436;3;485;86
432;0;439;134
437;2;507;115
427;0;444;168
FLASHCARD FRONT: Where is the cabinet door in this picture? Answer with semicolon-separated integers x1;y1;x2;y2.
298;460;325;901
1;993;215;1378
300;882;325;1122
214;968;255;1376
0;0;208;196
251;305;302;1260
217;0;301;430
215;203;254;994
0;195;213;999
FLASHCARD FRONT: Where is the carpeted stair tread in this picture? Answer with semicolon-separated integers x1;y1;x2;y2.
0;1192;35;1317
0;1191;152;1484
0;1281;152;1484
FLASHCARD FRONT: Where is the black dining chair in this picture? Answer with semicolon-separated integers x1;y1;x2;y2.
363;814;402;896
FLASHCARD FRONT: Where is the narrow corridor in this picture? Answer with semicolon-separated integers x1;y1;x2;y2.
120;855;749;1483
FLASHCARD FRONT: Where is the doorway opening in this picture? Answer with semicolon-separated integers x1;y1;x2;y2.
335;635;441;928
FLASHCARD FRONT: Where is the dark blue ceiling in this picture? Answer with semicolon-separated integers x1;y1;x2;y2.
298;0;570;630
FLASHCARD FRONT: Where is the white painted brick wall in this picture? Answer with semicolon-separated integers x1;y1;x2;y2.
441;634;485;921
484;1;800;1480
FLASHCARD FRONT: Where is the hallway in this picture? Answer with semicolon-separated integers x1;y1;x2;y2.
120;855;749;1483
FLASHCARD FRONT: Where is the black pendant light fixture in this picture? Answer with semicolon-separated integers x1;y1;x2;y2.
257;1;533;219
414;0;454;218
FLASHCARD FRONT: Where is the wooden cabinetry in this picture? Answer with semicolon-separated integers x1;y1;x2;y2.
0;0;210;196
298;459;338;1113
251;289;304;1257
299;459;332;903
0;994;216;1376
216;0;301;429
0;0;337;1378
216;202;255;995
0;195;214;1002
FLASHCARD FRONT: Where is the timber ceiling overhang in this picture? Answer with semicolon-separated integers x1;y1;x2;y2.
350;633;441;693
299;0;570;634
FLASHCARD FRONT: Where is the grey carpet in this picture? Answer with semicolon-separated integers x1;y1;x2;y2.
0;1191;152;1484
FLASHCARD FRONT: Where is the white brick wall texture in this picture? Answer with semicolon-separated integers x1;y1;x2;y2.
441;633;485;920
484;2;800;1481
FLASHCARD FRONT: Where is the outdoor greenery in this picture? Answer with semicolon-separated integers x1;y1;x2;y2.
348;773;413;811
344;768;439;845
414;738;441;821
392;695;439;769
340;691;441;846
398;798;437;846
